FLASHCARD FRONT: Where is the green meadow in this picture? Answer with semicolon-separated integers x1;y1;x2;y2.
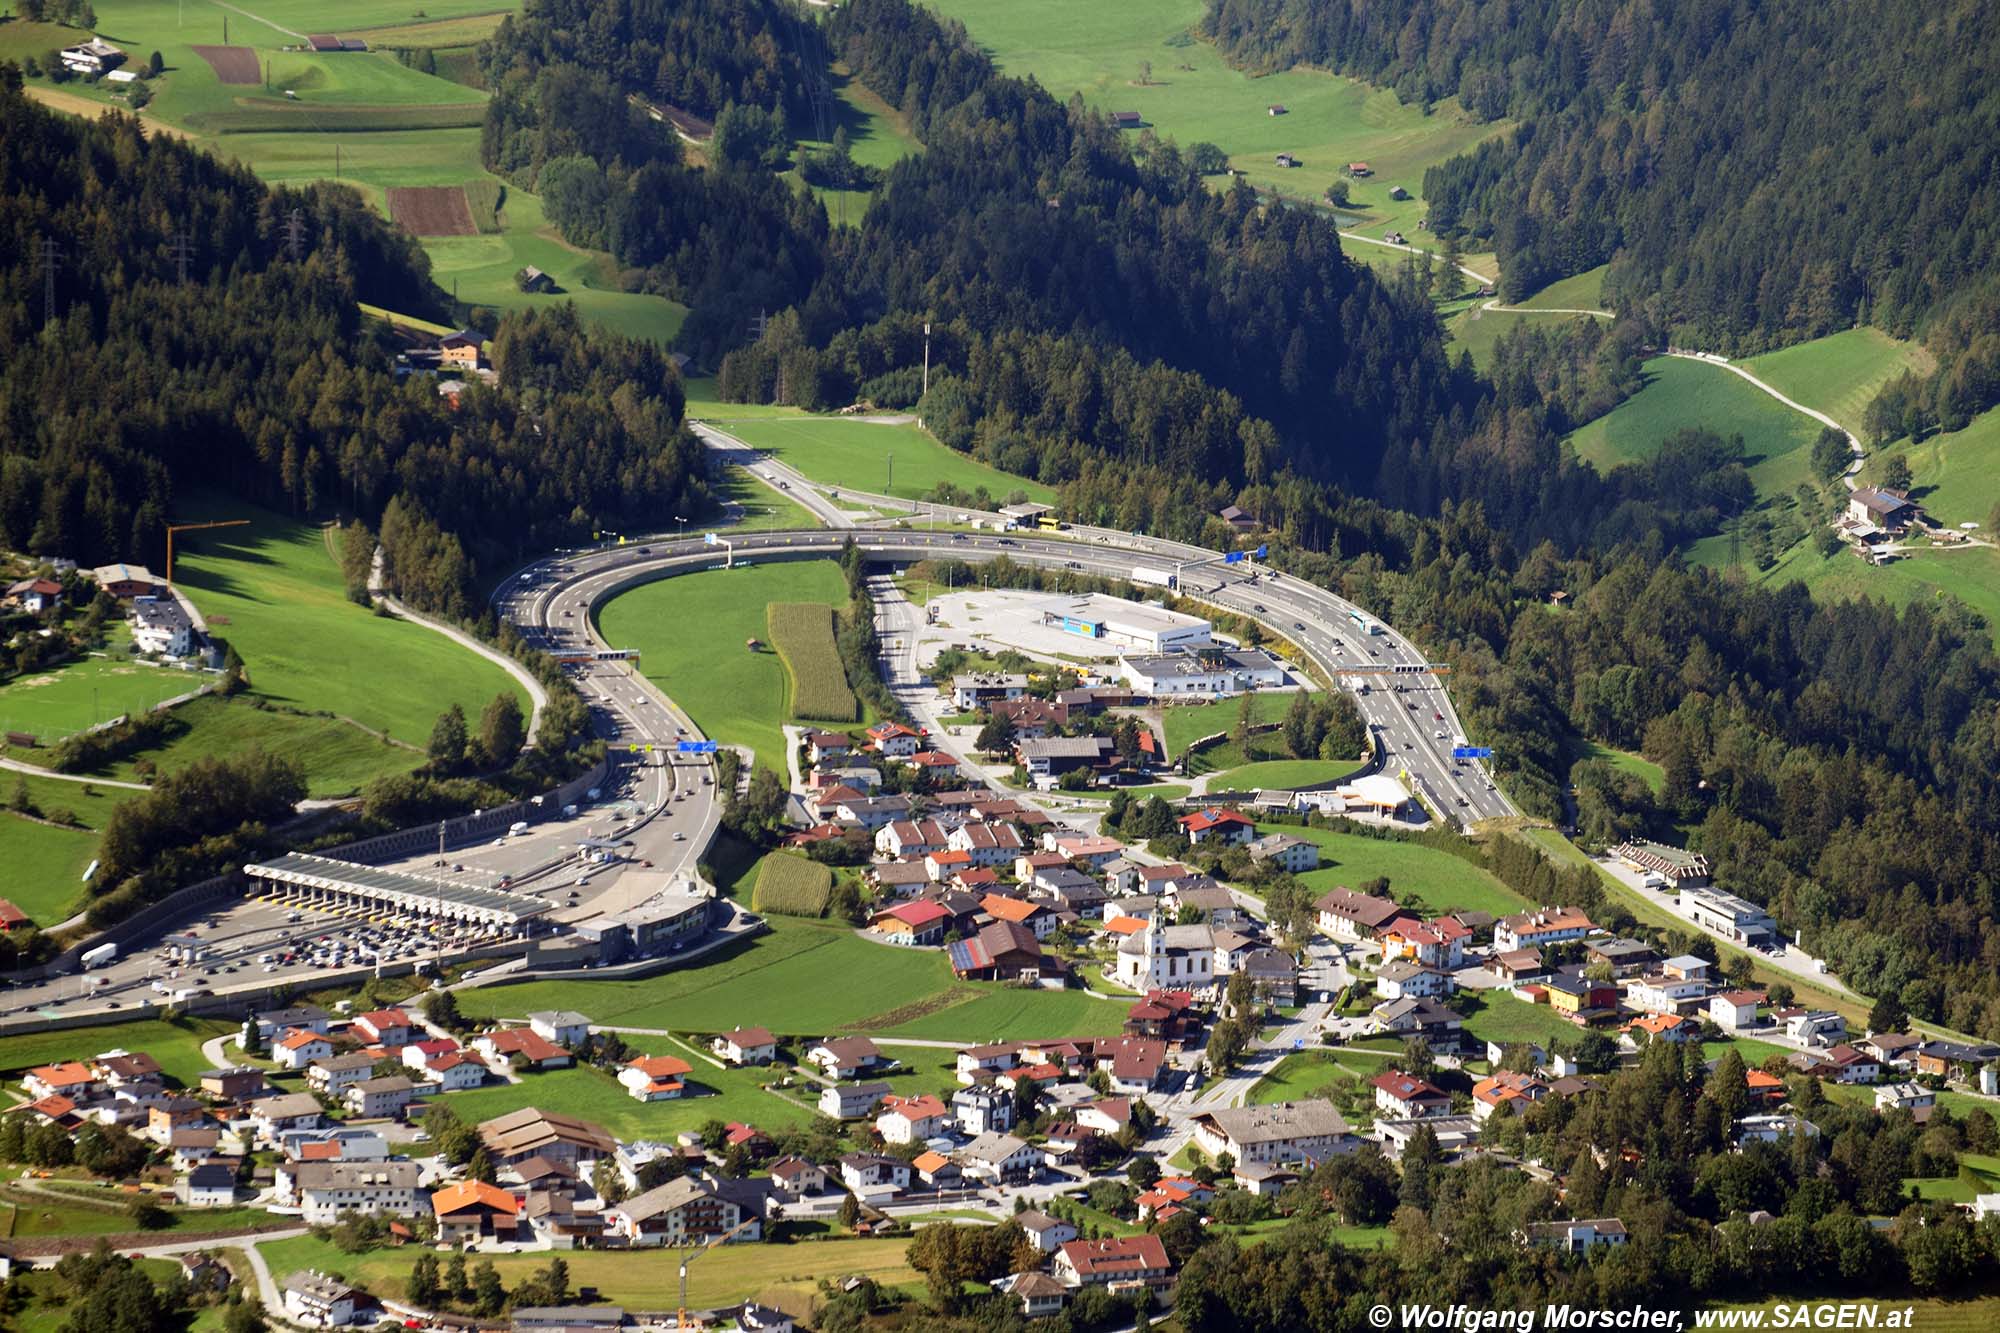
1272;822;1527;919
0;770;138;926
923;0;1505;246
1516;265;1610;312
1741;326;1933;439
700;415;1058;505
171;498;525;791
794;68;925;224
1447;305;1599;372
596;559;860;768
1569;356;1824;496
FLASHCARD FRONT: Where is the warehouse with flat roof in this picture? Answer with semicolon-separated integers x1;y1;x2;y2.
1037;593;1211;654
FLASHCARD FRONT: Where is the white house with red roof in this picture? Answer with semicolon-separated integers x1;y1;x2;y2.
1381;921;1466;970
423;1051;488;1091
869;899;951;946
875;1094;952;1145
1494;908;1597;953
867;721;923;757
1471;1071;1548;1120
1177;808;1256;845
22;1061;101;1102
713;1027;778;1066
272;1030;334;1070
1372;1070;1451;1119
473;1028;573;1073
1054;1234;1173;1289
400;1038;460;1074
353;1009;415;1048
619;1055;694;1101
949;822;1025;865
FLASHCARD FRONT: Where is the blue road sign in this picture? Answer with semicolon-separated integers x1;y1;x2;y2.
1452;746;1494;760
704;531;718;546
1255;544;1268;558
677;740;720;754
1224;550;1244;563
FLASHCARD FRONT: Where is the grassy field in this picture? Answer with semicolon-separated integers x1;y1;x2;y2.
1275;823;1528;918
1446;305;1601;372
437;1057;816;1143
596;560;858;767
1569;356;1824;497
1576;738;1664;792
0;771;135;924
794;68;925;224
0;644;198;745
1161;692;1294;758
0;1017;239;1087
768;602;858;722
1712;534;2000;647
1891;404;2000;530
172;498;524;793
1247;1047;1397;1105
257;1232;926;1310
712;465;826;532
457;916;1119;1041
69;691;420;796
1204;758;1361;791
1454;991;1584;1048
1516;265;1610;312
701;415;1057;506
924;0;1505;248
1741;327;1933;439
752;852;836;918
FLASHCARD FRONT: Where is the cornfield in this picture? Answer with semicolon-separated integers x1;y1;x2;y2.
768;602;858;722
752;853;835;917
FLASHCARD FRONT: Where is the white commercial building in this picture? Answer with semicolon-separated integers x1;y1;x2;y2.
1119;649;1288;696
1041;594;1211;655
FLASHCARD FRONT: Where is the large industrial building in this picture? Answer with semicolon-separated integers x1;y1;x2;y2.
1037;594;1211;655
1119;648;1288;696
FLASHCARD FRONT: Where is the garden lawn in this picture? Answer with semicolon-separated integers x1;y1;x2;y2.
1276;824;1528;918
457;917;956;1035
0;1017;239;1087
704;416;1057;505
1454;992;1583;1048
172;496;524;788
1568;357;1824;498
435;1060;814;1142
923;0;1504;248
596;560;859;768
1162;692;1294;758
1741;328;1933;440
1247;1048;1397;1105
254;1233;926;1310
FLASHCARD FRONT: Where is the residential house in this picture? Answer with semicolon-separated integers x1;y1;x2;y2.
1823;1044;1881;1084
1626;967;1711;1016
1472;1071;1548;1120
1736;1114;1822;1148
952;1085;1014;1136
1177;808;1256;845
59;38;125;75
808;1037;887;1080
307;1053;378;1096
198;1067;272;1102
713;1027;778;1066
22;1061;100;1102
249;1093;325;1142
912;1150;961;1190
1315;887;1418;942
1543;974;1619;1021
421;1052;486;1091
867;722;923;757
819;1080;892;1120
1711;990;1765;1032
981;894;1056;940
1017;1209;1079;1254
619;1055;695;1102
1077;1098;1133;1137
245;1006;332;1046
949;920;1047;981
1624;1013;1698;1046
838;1153;910;1195
1491;949;1547;984
951;673;1028;710
436;329;487;371
1847;487;1920;532
1369;997;1465;1044
527;1011;591;1048
606;1175;766;1246
1054;1234;1173;1289
283;1271;360;1328
1786;1010;1848;1048
769;1157;828;1197
343;1076;419;1120
869;899;950;946
837;794;912;830
1857;1031;1924;1070
1191;1100;1355;1166
877;820;948;859
176;1162;238;1208
958;1132;1040;1185
1584;938;1661;977
1372;1071;1451;1119
87;562;158;599
876;1095;952;1145
282;1161;424;1224
1874;1083;1936;1113
353;1009;416;1049
8;578;62;614
432;1180;520;1246
272;1030;334;1070
473;1028;574;1073
1047;833;1124;869
1493;908;1597;953
1523;1219;1628;1252
1246;833;1319;873
1374;960;1453;1001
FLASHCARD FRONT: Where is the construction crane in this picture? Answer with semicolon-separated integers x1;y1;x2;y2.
164;519;248;583
678;1217;763;1330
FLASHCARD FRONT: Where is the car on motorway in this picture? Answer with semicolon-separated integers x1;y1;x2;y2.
1295;622;1306;631
638;547;651;555
1253;603;1266;612
674;831;687;840
1435;711;1444;720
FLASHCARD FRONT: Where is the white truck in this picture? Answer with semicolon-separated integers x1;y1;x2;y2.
1132;566;1178;591
80;943;118;970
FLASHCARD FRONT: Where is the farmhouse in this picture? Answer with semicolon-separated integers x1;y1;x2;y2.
1315;887;1417;942
949;919;1047;980
437;329;488;371
477;1108;617;1170
60;38;125;75
129;597;195;657
713;1027;778;1065
869;899;950;946
1847;488;1919;532
606;1175;766;1246
1017;735;1116;781
1055;1234;1173;1289
89;563;160;599
8;579;61;613
432;1180;521;1246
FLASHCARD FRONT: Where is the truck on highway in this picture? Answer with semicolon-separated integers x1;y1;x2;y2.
80;943;117;970
509;820;530;836
1132;566;1178;591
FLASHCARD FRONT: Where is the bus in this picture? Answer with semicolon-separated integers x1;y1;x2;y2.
1036;515;1066;531
1347;610;1367;631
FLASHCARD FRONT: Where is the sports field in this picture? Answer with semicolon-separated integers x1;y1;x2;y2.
0;643;196;745
596;559;858;767
1740;327;1933;440
171;499;525;788
923;0;1505;246
1274;823;1528;918
1568;356;1824;496
705;416;1058;506
257;1232;926;1311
